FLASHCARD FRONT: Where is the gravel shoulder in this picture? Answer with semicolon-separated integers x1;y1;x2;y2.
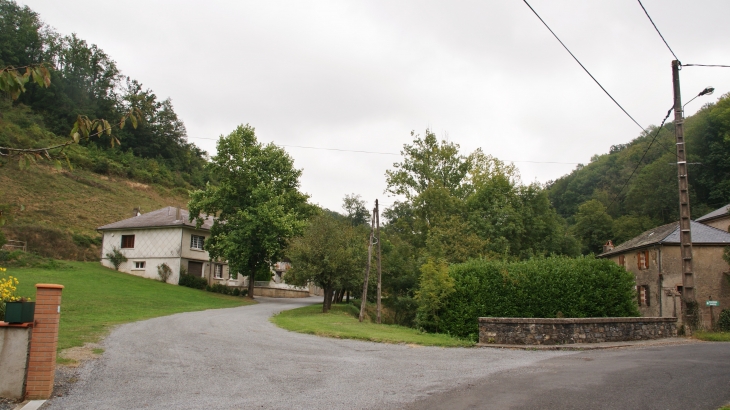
41;297;571;410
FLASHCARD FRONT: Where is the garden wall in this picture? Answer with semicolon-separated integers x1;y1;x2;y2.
478;317;677;345
0;323;32;399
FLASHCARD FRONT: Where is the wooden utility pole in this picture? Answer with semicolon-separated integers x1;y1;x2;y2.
672;59;696;332
376;199;382;324
359;208;376;322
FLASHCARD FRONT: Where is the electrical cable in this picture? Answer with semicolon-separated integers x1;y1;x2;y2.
522;0;646;132
637;0;680;61
683;64;730;68
605;106;674;212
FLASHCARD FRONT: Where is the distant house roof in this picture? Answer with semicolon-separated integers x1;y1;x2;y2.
600;220;730;257
97;206;215;231
697;204;730;223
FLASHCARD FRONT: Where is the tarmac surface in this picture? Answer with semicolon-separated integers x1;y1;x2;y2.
40;297;728;410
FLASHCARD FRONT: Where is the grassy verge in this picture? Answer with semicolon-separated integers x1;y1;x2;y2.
7;261;253;353
693;331;730;342
271;303;474;347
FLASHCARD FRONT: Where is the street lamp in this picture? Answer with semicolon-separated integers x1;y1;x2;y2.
682;86;715;116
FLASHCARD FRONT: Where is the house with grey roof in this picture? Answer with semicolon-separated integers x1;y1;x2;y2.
697;203;730;232
599;220;730;329
97;206;238;287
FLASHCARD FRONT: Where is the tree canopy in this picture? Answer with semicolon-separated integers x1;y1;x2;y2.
188;124;312;298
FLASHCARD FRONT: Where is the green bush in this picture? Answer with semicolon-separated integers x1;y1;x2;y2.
718;309;730;332
439;256;640;341
178;273;207;290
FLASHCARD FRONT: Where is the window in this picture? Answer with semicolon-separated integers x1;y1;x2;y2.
134;261;146;269
191;235;205;250
121;235;135;249
618;255;625;267
636;250;649;270
638;285;650;307
213;264;224;279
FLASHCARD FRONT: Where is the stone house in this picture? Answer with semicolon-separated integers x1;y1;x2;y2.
696;203;730;232
97;206;240;287
599;220;730;329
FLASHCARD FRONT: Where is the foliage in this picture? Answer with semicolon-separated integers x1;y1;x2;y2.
723;247;730;267
571;200;613;254
270;303;474;347
105;246;127;270
438;256;640;341
286;212;366;312
156;262;172;283
0;268;31;321
548;93;730;251
414;259;454;332
205;283;247;297
178;273;207;290
342;193;370;226
0;229;5;248
692;330;730;342
188;124;312;298
717;309;730;332
0;0;210;182
10;261;253;354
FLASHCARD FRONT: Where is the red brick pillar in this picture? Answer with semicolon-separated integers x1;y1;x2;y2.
25;284;64;400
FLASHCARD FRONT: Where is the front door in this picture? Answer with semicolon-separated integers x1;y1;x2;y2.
188;261;203;277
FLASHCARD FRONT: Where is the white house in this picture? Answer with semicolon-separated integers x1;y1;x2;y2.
97;206;239;286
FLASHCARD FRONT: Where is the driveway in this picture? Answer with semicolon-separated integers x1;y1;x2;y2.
44;297;570;409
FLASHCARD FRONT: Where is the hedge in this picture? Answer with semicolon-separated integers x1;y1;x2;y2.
439;256;640;340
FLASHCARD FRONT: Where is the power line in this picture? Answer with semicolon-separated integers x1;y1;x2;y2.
637;0;679;61
683;63;730;68
522;0;646;132
605;106;674;212
187;136;582;164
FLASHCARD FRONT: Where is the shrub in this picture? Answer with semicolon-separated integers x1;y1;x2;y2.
415;259;454;332
178;273;207;290
717;309;730;332
105;247;127;270
438;256;640;341
157;263;173;283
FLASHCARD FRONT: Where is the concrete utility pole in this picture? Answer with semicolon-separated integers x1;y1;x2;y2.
376;199;382;324
359;208;376;322
672;59;695;332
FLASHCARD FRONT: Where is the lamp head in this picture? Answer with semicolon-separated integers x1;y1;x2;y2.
699;87;715;96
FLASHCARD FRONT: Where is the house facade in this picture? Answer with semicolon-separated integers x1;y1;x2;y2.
696;204;730;232
98;207;239;286
599;220;730;329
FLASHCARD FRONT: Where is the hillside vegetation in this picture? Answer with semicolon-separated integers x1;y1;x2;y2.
548;93;730;252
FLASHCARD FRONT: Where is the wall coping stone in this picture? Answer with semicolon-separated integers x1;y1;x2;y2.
478;317;677;325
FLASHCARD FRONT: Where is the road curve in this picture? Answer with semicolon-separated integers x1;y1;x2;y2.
44;297;570;410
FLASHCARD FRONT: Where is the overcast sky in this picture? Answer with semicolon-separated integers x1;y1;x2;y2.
18;0;730;213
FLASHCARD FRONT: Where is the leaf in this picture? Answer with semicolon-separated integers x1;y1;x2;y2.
104;120;112;135
130;113;138;129
115;137;121;147
31;68;45;87
64;154;73;170
39;66;51;87
73;132;80;143
119;115;126;130
53;159;62;170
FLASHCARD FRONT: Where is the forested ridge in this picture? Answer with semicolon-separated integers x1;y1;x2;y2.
0;0;211;187
547;92;730;253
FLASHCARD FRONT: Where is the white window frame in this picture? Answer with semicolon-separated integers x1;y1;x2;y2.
214;264;224;279
191;235;205;250
133;261;146;270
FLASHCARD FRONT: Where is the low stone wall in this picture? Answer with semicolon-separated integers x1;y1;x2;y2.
253;286;311;298
478;317;677;345
0;323;32;400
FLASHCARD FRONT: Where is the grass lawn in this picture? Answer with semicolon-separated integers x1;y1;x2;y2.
693;331;730;342
7;261;253;353
271;303;474;347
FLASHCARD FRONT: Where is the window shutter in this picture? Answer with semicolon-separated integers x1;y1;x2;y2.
637;253;641;269
645;285;650;306
644;250;650;269
638;287;642;305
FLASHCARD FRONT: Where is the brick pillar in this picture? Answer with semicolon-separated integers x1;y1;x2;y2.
25;284;64;400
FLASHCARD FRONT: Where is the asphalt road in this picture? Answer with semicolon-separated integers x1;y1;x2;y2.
403;342;730;410
42;297;729;410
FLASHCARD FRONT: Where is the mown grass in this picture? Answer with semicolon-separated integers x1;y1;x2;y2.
693;331;730;342
8;261;253;353
271;303;474;347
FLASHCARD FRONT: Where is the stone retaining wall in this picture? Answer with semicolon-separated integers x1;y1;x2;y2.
253;286;311;298
478;317;677;345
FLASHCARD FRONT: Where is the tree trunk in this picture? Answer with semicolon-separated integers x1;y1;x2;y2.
346;290;350;303
323;286;333;313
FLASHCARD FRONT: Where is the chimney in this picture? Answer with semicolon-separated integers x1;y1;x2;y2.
603;240;614;253
176;207;181;220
